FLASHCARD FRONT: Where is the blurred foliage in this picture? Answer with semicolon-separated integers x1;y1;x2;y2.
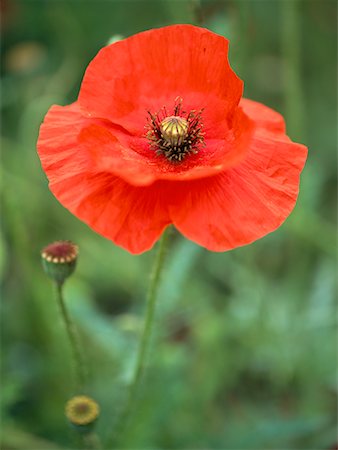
1;0;337;449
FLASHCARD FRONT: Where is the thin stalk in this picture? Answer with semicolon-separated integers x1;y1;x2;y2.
281;0;304;140
56;282;86;390
112;227;170;445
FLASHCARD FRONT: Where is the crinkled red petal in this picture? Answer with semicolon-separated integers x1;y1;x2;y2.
49;173;171;254
38;26;250;190
37;103;171;254
169;99;308;251
239;97;286;135
78;24;243;134
38;99;307;254
38;101;253;187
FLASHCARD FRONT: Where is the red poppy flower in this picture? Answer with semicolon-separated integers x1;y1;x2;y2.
37;25;307;254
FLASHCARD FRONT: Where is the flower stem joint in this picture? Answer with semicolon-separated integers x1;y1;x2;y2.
41;241;78;286
65;395;100;434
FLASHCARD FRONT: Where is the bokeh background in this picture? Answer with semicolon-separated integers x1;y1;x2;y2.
1;0;337;449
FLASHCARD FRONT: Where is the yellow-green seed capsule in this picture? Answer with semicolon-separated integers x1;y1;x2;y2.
41;241;78;285
65;395;100;431
160;115;189;147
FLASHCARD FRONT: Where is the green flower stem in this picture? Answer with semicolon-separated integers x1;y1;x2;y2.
132;228;169;387
56;282;86;390
113;227;170;444
281;0;304;140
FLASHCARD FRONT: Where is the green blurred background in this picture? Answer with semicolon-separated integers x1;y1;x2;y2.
1;0;337;448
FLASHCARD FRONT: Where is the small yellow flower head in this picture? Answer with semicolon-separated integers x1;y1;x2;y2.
65;395;99;427
41;241;78;285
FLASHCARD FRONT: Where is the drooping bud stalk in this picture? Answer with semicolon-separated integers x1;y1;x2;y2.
41;241;78;286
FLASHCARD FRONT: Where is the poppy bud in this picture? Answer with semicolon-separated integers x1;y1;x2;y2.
41;241;78;285
65;395;100;433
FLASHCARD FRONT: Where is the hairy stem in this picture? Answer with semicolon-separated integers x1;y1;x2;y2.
56;282;86;390
113;227;170;444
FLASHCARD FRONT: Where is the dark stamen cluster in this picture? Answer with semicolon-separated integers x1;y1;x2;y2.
146;98;205;163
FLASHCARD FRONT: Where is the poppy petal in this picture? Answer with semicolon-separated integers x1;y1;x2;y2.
38;101;254;188
240;97;286;135
37;102;157;185
170;101;308;251
119;105;254;181
37;105;171;253
50;173;171;254
78;25;242;132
